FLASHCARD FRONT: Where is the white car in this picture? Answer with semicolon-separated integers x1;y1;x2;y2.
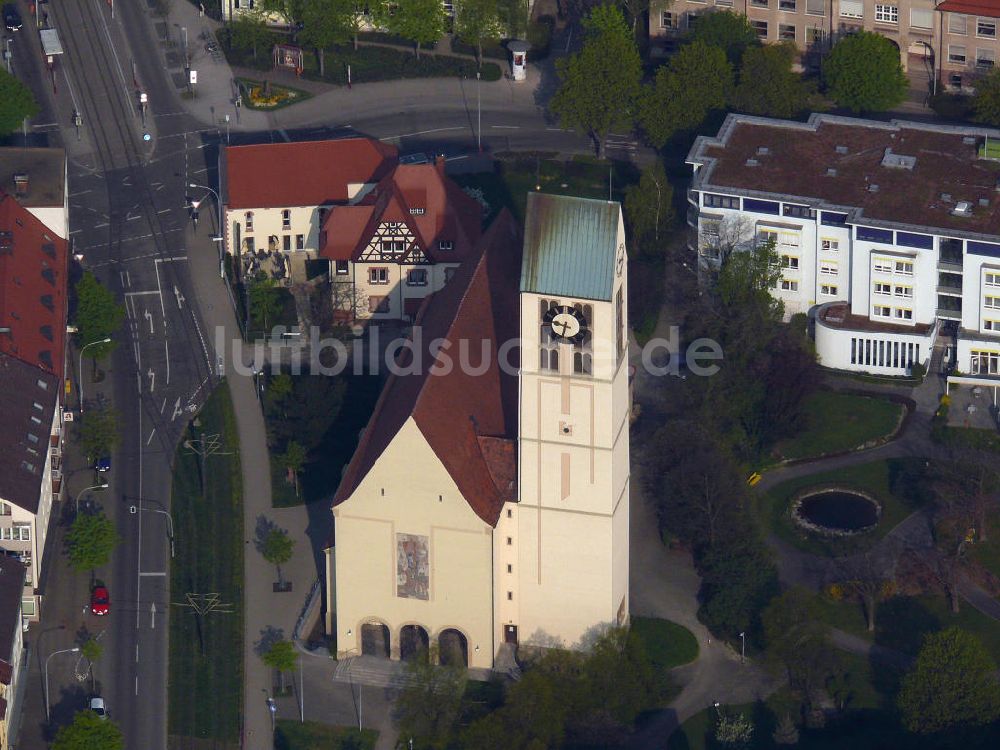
90;697;107;719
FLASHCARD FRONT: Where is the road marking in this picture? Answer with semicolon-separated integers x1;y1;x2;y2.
94;222;109;229
151;602;157;629
144;309;153;334
160;397;167;414
93;0;137;119
157;208;171;214
140;571;167;576
136;643;140;663
148;368;155;393
31;122;59;129
171;397;183;421
125;290;158;297
165;340;170;385
68;190;92;198
153;260;167;318
381;126;464;140
491;125;520;129
135;676;139;696
174;285;185;309
146;427;157;446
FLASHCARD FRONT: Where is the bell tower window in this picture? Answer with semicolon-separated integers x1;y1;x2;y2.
539;298;559;372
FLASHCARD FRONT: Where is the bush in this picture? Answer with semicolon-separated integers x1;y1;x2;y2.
451;37;509;60
358;30;439;50
909;361;926;379
302;45;502;84
930;92;974;121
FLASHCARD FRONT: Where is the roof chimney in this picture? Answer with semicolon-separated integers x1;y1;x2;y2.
13;173;28;196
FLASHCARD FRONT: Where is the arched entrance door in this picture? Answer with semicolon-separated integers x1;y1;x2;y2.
438;629;468;667
399;624;429;661
360;622;390;658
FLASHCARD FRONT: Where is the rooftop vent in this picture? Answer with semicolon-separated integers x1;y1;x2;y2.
868;184;880;193
835;145;849;154
963;136;977;145
881;148;916;170
745;158;759;167
756;146;770;156
941;193;953;202
13;173;28;196
952;201;973;217
826;168;838;177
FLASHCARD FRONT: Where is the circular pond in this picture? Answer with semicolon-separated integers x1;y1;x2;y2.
791;488;881;537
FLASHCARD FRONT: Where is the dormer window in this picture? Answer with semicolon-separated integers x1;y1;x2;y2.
335;260;349;275
36;379;48;391
409;208;425;215
438;240;454;251
281;210;291;230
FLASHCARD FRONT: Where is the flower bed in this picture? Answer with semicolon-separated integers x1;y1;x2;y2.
236;78;311;110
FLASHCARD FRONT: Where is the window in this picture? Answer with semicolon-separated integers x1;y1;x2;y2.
295;234;304;250
244;211;254;232
282;235;291;252
409;207;425;215
781;255;799;269
978;48;996;67
873;305;892;318
780;279;799;291
716;0;733;5
950;13;968;34
806;0;824;13
616;288;625;363
13;524;29;541
949;45;967;64
820;261;838;275
507;591;513;601
985;272;1000;286
281;209;291;230
0;502;9;516
506;536;512;545
972;350;1000;375
245;237;255;254
704;193;739;209
986;295;1000;308
875;282;892;295
821;284;838;296
21;598;35;617
335;260;349;275
779;24;796;41
779;0;795;10
661;11;678;28
984;320;1000;330
540;299;560;372
750;0;768;6
821;238;839;252
895;308;913;320
406;269;428;286
438;240;454;251
875;5;898;23
381;239;405;255
978;18;997;37
840;0;863;18
368;295;390;314
910;8;933;29
951;73;964;88
894;285;913;298
751;20;768;38
895;260;914;275
807;27;824;45
758;229;778;247
368;267;389;285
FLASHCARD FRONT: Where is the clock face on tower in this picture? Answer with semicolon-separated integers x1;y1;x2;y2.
544;304;589;344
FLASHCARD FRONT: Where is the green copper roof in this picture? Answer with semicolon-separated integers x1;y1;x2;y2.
520;193;621;302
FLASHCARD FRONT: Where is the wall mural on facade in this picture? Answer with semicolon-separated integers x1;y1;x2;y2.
396;533;429;600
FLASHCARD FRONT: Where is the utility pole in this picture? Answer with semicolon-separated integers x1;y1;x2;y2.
476;70;481;153
73;110;82;141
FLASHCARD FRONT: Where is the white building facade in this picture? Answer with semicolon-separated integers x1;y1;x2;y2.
687;113;1000;390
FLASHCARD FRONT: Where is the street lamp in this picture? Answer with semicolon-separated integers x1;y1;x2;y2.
189;182;225;278
45;646;81;722
78;337;112;413
76;482;108;515
148;507;175;558
266;694;277;733
476;70;481;153
739;631;746;664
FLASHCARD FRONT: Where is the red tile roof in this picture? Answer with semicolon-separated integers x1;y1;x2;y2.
222;138;398;209
938;0;1000;17
0;191;68;377
320;160;483;263
331;210;522;527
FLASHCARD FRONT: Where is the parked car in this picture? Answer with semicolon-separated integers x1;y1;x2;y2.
90;586;110;616
2;3;22;31
90;697;107;718
94;455;111;473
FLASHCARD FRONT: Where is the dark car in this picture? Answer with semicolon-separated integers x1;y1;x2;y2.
3;4;22;32
90;586;110;616
95;455;111;473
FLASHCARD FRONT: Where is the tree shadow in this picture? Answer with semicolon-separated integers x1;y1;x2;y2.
42;682;90;741
872;597;939;656
254;625;285;657
253;514;282;554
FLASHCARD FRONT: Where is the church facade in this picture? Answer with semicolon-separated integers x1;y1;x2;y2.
324;193;630;669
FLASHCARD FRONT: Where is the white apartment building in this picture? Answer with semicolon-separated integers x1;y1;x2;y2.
687;113;1000;396
0;557;27;750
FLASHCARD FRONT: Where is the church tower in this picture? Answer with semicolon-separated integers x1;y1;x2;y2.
495;193;630;651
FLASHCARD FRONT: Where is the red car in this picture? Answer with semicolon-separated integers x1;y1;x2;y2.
90;586;110;616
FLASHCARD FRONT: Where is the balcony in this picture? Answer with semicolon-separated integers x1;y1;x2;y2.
936;308;963;320
937;257;963;272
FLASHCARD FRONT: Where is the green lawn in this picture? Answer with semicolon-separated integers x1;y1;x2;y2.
168;381;244;745
274;720;378;750
757;457;933;555
631;617;699;669
816;594;1000;665
970;536;1000;581
774;391;903;461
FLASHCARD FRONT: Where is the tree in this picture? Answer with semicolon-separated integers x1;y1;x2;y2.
772;713;799;745
280;440;307;496
620;0;649;32
835;548;897;632
52;709;124;750
376;0;446;58
261;638;298;691
550;4;642;159
697;536;780;643
395;645;467;749
81;637;104;691
0;68;39;136
761;588;840;713
731;43;809;118
498;0;529;38
265;374;346;449
78;407;120;463
898;627;1000;735
66;513;120;572
715;711;754;748
230;8;272;61
299;0;352;76
639;40;731;148
454;0;503;68
822;31;907;113
624;160;674;246
686;9;758;65
261;527;295;585
260;0;306;30
973;68;1000;125
248;275;284;332
74;272;125;365
268;372;294;402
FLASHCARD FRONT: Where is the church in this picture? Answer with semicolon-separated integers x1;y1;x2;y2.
324;193;631;669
